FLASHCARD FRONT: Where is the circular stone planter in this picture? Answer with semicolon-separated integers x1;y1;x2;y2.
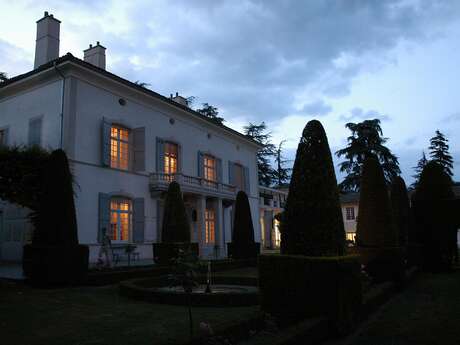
119;275;259;307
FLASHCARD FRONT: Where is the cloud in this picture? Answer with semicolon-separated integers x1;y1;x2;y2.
339;107;391;122
301;100;332;116
442;112;460;123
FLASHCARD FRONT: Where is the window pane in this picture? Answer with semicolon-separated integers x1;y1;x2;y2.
205;209;215;244
164;142;178;174
110;126;129;170
204;155;216;181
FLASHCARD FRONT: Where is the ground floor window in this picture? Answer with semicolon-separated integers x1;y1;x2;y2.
205;208;215;244
346;232;356;243
110;198;132;242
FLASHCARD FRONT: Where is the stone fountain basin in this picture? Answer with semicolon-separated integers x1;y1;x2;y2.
119;275;259;307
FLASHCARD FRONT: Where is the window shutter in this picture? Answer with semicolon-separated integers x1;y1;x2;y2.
0;128;9;146
156;138;165;173
228;161;235;185
197;151;204;177
133;198;145;243
177;143;182;172
28;117;42;146
133;127;145;171
101;119;111;166
216;158;223;182
98;193;111;243
243;166;250;194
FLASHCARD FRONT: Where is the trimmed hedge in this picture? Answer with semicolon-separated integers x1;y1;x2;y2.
161;181;190;243
258;254;361;333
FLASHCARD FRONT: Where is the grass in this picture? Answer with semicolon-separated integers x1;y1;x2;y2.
0;279;260;345
345;268;460;345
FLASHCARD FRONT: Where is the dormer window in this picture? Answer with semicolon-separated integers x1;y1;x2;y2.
110;125;129;170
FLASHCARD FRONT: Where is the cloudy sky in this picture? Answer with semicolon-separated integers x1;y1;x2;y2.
1;0;460;184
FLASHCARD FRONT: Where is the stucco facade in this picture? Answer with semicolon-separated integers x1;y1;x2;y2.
0;13;261;263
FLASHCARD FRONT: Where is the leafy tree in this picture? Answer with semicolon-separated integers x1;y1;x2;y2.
429;130;454;177
336;119;400;192
411;151;428;188
0;72;7;83
134;80;150;88
282;120;345;256
273;140;291;187
244;122;276;187
231;190;257;259
196;103;225;125
162;181;190;243
412;161;455;272
390;176;410;248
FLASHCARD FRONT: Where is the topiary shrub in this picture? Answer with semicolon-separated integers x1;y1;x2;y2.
390;176;410;251
411;161;454;272
228;191;260;259
153;181;197;264
281;120;345;256
22;149;89;285
356;154;401;282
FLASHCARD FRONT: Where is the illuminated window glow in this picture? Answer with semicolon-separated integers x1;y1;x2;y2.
164;142;178;174
205;208;215;244
110;198;132;242
204;155;216;181
346;232;356;242
110;126;129;170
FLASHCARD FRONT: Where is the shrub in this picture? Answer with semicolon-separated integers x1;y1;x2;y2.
161;181;190;243
411;161;454;272
258;254;362;332
390;176;410;248
356;155;401;281
282;120;345;256
229;191;259;259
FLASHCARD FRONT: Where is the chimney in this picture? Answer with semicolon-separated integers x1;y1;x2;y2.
172;92;188;107
34;11;61;69
83;41;106;70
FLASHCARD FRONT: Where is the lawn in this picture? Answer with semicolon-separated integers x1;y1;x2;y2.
342;268;460;345
0;279;260;345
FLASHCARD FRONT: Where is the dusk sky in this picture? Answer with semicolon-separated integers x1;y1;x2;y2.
1;0;459;184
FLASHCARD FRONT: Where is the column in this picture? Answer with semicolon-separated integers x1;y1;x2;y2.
198;195;206;257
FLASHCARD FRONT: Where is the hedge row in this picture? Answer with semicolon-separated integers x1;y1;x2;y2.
258;254;361;332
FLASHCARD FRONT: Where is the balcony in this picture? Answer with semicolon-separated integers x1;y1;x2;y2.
149;172;237;199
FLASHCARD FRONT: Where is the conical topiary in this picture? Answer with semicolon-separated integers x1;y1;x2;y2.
162;181;190;243
33;149;78;246
281;120;345;256
412;161;454;271
230;190;258;259
390;176;410;248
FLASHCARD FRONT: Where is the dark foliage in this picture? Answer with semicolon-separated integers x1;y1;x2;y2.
258;254;362;332
33;149;78;245
231;191;258;259
411;151;428;189
356;155;397;248
161;181;190;243
196;103;225;125
429;130;454;177
0;145;50;214
273;140;292;187
412;161;455;272
0;71;7;83
282;120;345;256
336;119;400;192
243;122;276;187
390;176;410;248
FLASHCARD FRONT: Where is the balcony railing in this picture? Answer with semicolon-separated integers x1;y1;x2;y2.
150;172;237;196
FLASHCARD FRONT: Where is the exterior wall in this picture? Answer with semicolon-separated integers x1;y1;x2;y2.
259;186;287;250
341;202;359;241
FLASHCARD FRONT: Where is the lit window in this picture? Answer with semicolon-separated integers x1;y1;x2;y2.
346;232;356;242
164;142;178;174
204;155;216;181
205;208;215;244
110;198;132;242
345;207;355;221
110;126;129;170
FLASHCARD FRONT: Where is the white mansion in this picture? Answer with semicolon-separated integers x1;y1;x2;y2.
0;12;262;263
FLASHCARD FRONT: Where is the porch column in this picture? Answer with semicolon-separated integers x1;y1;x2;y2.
198;195;206;256
216;198;224;258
